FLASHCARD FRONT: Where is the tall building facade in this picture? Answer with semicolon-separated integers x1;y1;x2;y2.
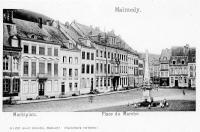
188;47;196;88
159;48;171;87
169;45;189;88
3;10;22;101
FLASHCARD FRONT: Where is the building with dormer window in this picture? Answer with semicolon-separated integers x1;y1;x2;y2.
169;45;189;88
3;9;22;101
159;48;171;87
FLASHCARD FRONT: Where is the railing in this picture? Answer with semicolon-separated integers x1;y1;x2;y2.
37;73;49;79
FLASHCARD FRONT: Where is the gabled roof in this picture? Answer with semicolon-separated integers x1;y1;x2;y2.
160;48;171;61
59;22;95;49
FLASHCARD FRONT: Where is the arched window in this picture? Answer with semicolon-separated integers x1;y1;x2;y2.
3;56;9;70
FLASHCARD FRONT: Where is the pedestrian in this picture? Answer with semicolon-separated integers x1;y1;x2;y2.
183;90;185;95
89;96;93;103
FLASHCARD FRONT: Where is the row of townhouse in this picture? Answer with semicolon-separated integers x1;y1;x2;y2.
3;9;142;102
159;44;196;88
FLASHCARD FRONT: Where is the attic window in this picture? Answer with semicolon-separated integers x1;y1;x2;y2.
172;60;176;65
192;58;195;62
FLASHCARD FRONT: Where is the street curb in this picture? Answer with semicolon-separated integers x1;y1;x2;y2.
16;88;140;104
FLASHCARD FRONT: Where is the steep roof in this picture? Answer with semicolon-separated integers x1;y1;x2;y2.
160;48;171;61
188;47;196;63
72;21;137;54
13;18;69;45
13;9;53;24
171;46;189;56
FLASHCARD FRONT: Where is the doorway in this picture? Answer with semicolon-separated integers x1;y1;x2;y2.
188;79;191;88
61;82;65;95
39;81;45;96
175;80;178;87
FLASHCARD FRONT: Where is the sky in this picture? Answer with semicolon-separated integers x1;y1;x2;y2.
1;0;200;54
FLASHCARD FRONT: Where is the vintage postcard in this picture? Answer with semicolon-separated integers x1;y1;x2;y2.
0;0;199;131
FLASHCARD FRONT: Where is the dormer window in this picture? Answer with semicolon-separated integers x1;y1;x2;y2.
172;60;176;65
31;35;35;39
181;60;185;65
11;37;19;47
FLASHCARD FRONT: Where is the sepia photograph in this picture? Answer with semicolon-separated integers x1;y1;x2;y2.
0;0;199;131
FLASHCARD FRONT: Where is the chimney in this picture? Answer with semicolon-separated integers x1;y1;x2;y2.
38;17;42;28
46;20;52;26
3;9;13;23
65;21;69;28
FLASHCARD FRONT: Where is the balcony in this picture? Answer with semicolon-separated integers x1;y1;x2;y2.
37;73;49;79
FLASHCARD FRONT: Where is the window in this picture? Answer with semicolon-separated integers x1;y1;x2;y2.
69;57;73;64
108;52;110;58
39;62;45;74
108;64;110;74
182;60;185;65
87;52;90;60
54;48;58;56
104;64;107;73
100;63;103;73
63;68;66;76
170;77;174;83
23;61;29;75
3;57;9;70
96;63;99;73
96;50;98;57
3;79;10;93
54;63;58;76
31;62;36;76
96;78;98;87
108;78;110;86
48;48;52;56
32;46;36;54
69;83;72;91
82;64;85;73
173;60;176;65
104;78;106;86
69;69;72;77
63;56;66;63
100;78;102;86
47;63;52;75
91;65;94;74
104;51;106;58
184;77;187;83
111;53;113;59
39;47;45;55
24;45;29;53
100;51;103;57
74;83;78;90
91;53;94;60
86;64;90;74
13;58;18;71
75;57;78;64
82;52;85;59
13;78;20;92
75;69;78;76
